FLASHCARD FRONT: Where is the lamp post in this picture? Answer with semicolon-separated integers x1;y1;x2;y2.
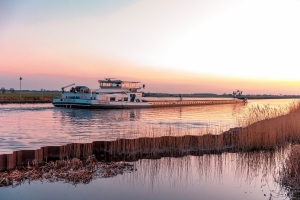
20;77;22;102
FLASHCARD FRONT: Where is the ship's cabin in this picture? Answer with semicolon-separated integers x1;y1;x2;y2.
98;78;141;92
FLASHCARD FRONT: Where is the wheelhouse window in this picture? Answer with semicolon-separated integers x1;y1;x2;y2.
100;82;111;87
121;83;136;89
118;97;122;101
124;97;128;101
111;83;121;87
110;97;116;101
101;97;108;101
98;80;139;89
99;81;122;88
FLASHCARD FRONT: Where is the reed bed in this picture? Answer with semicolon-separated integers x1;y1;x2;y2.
102;101;300;155
235;101;300;151
0;156;134;188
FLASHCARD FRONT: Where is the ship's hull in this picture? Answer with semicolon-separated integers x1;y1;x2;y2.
52;98;245;109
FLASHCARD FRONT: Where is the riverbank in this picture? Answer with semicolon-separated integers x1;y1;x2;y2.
0;100;52;104
0;92;60;104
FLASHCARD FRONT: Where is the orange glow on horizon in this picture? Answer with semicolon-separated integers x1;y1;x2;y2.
1;46;300;95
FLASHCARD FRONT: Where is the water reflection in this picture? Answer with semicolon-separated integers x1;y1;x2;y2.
124;150;288;199
0;149;290;200
55;103;245;140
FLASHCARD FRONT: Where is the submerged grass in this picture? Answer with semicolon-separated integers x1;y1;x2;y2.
0;156;134;187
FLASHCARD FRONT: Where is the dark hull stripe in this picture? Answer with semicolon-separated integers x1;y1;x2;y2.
53;101;244;109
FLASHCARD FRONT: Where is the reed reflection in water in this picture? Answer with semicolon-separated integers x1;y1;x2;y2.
125;150;288;199
0;149;290;200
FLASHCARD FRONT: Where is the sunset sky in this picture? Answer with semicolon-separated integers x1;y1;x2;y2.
1;0;300;94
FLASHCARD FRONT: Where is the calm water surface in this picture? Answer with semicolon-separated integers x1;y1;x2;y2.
0;99;296;200
0;98;295;154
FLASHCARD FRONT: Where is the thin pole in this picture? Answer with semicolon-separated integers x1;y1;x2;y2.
20;77;22;102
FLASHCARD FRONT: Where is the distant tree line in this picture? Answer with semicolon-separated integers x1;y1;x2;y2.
1;87;15;93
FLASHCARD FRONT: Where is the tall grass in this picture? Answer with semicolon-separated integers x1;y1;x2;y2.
235;101;300;151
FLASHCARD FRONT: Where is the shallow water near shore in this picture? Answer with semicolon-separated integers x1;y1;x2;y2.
0;98;297;199
0;152;289;200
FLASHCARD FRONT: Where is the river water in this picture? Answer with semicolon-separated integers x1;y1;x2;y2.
0;99;297;199
0;99;294;154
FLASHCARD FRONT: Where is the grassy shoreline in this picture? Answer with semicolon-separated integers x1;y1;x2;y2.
0;92;60;103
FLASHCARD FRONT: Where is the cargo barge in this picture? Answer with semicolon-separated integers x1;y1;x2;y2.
52;78;246;109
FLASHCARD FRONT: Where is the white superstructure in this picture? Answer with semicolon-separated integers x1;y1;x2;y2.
53;78;150;108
